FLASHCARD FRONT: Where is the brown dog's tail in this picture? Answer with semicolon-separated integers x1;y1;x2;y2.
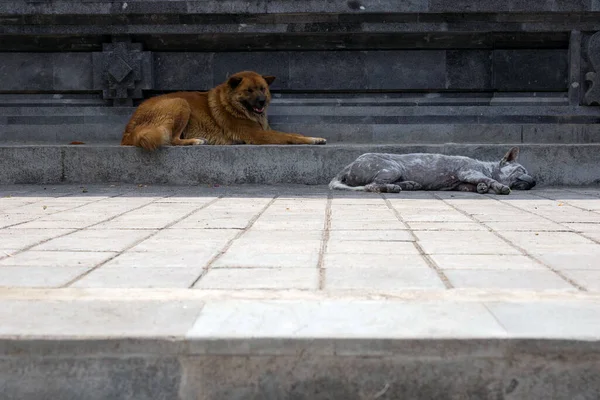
121;126;168;151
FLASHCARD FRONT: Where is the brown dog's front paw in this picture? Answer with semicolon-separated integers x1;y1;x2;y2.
191;138;207;145
310;137;327;145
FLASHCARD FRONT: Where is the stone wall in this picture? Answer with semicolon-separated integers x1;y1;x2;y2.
0;1;599;143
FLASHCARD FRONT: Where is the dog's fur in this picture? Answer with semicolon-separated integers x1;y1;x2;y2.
121;70;327;150
329;147;536;194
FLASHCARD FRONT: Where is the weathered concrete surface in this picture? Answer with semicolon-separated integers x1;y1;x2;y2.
1;144;600;186
1;184;600;398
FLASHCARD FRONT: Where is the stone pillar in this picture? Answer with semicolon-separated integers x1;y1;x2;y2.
92;37;154;106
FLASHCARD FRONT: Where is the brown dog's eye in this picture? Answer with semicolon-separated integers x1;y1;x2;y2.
260;87;266;92
247;88;254;93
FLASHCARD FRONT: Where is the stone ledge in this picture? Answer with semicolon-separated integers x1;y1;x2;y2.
1;290;599;399
1;144;600;186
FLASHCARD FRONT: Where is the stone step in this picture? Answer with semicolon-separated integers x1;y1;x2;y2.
1;143;600;186
1;100;599;144
1;289;600;400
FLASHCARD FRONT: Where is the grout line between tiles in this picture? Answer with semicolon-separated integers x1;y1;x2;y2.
64;196;223;287
189;195;278;288
382;194;453;289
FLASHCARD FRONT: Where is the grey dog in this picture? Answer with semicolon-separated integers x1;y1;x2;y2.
329;147;536;194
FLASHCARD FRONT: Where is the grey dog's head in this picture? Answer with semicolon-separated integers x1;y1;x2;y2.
494;147;536;190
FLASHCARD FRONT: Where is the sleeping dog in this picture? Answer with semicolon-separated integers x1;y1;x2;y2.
329;147;536;194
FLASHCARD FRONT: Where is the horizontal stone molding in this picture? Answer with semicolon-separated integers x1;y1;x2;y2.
0;49;570;92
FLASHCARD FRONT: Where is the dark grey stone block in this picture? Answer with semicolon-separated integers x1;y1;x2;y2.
289;52;367;91
52;53;94;90
428;0;500;12
493;50;569;91
266;0;427;13
0;357;181;400
0;53;53;91
154;52;213;91
522;124;600;143
269;123;374;143
373;124;522;144
365;50;446;90
186;0;266;13
446;50;492;90
213;52;290;90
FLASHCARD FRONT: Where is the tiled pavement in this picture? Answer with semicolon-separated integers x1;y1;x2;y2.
1;184;600;292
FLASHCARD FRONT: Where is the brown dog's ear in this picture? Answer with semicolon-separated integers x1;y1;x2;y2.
263;75;276;86
228;76;243;89
500;147;519;165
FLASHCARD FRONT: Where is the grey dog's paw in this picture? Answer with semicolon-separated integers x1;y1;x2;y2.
495;184;511;195
364;183;402;193
399;181;422;191
477;183;489;194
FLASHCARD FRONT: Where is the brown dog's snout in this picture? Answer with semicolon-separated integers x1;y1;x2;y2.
256;95;266;107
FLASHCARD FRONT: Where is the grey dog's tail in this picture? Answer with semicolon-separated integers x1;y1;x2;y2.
328;165;366;191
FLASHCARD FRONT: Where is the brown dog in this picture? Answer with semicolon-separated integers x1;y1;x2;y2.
121;70;327;150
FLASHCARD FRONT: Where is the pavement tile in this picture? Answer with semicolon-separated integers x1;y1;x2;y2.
326;267;445;290
399;212;473;223
32;229;156;252
171;217;252;229
535;253;600;270
161;228;240;241
328;229;413;241
565;223;600;232
430;254;544;270
329;219;406;230
91;214;188;230
485;301;600;338
327;240;420;255
498;231;598;253
0;298;205;336
243;229;323;241
102;251;213;269
0;266;90;287
227;239;322;254
251;219;325;230
186;300;505;338
559;270;600;291
71;267;201;288
128;230;229;253
323;253;429;269
445;269;575;290
406;222;486;231
0;229;75;250
414;231;520;255
0;214;36;229
194;268;318;289
213;252;319;268
484;221;569;232
0;250;116;267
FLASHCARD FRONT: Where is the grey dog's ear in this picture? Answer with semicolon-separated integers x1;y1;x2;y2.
228;76;243;89
500;147;519;165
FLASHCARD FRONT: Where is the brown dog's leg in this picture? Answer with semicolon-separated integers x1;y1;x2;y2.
236;128;326;145
166;99;206;146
